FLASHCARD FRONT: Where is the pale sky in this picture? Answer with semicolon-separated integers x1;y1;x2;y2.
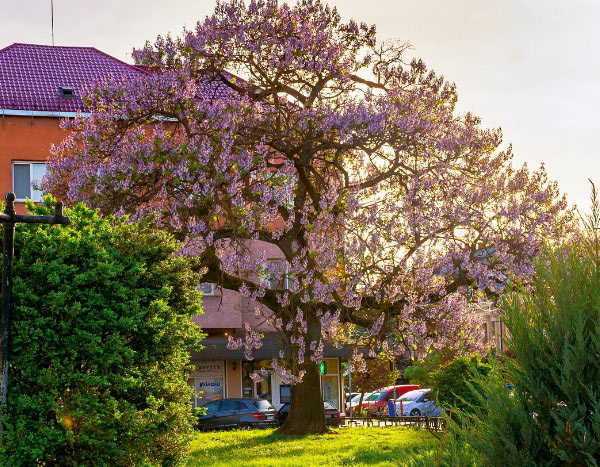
1;0;599;210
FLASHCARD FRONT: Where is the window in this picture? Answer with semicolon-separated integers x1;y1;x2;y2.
221;400;245;412
58;86;76;97
198;283;215;296
322;375;339;410
482;323;489;343
13;162;47;202
282;174;296;208
261;260;289;290
279;384;291;404
203;401;221;414
490;321;497;338
253;400;274;411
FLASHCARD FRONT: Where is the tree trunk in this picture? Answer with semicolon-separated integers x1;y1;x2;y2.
278;314;329;435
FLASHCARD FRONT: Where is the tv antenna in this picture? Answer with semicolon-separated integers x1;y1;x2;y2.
51;0;55;46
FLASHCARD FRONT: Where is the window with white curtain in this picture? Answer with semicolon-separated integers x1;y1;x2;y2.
12;162;47;202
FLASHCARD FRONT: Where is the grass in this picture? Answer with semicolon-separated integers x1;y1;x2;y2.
186;426;440;466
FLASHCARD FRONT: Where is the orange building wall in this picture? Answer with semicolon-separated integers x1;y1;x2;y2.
0;115;68;213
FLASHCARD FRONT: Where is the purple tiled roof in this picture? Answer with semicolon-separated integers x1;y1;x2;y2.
0;43;146;113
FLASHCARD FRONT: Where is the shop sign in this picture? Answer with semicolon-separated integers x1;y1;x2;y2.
190;360;224;378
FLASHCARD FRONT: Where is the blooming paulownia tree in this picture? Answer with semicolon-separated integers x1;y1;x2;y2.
47;0;573;434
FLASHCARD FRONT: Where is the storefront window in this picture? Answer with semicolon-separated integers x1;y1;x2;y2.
255;373;272;403
322;375;339;410
242;361;255;398
189;360;225;408
322;358;341;410
242;360;274;404
280;384;291;404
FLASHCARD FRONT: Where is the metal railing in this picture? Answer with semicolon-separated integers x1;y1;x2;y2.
342;415;445;431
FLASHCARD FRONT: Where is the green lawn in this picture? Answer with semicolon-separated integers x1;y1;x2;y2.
187;426;440;466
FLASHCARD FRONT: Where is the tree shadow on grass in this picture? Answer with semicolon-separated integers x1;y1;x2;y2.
188;429;316;463
189;429;438;466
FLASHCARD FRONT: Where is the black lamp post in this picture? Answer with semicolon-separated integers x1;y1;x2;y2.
0;192;70;437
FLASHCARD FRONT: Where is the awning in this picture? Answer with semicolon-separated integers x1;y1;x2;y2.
190;332;352;361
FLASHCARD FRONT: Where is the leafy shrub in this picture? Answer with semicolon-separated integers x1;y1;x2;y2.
0;199;205;466
431;355;491;412
353;356;399;395
445;244;600;466
351;356;399;415
404;351;445;387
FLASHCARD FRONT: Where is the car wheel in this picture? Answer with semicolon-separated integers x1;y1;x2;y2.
410;409;421;416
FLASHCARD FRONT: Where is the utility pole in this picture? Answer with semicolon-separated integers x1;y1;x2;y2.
348;364;352;418
0;193;69;439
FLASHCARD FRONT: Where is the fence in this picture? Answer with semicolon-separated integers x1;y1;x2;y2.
342;415;445;432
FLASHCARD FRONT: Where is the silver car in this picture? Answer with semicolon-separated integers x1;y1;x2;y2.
395;389;442;417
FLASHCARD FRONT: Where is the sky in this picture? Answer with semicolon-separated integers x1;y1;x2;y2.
1;0;599;210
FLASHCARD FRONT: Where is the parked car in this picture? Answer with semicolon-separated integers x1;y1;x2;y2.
197;398;278;430
350;392;372;405
351;385;421;415
276;401;342;427
345;392;360;410
346;392;373;414
395;389;442;417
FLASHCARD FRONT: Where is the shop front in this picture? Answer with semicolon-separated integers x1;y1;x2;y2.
240;358;341;410
189;360;225;408
189;333;350;411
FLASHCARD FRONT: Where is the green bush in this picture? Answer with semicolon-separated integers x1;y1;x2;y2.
444;245;600;466
431;355;491;412
404;351;445;387
0;199;205;466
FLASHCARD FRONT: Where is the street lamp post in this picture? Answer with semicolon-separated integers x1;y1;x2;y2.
0;192;70;437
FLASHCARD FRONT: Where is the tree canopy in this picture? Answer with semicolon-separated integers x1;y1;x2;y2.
47;0;573;433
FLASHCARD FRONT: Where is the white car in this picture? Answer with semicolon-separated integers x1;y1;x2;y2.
394;389;442;417
349;391;377;409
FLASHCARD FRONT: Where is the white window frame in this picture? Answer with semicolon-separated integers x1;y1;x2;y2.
12;161;47;202
283;174;296;209
198;283;216;296
260;260;289;290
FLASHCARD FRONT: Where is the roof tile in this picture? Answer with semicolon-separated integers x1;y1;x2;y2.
0;43;145;112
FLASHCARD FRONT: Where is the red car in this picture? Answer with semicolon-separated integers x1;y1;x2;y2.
351;385;420;416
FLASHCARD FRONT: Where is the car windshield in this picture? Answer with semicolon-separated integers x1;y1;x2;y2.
366;392;381;401
351;392;372;403
399;390;425;402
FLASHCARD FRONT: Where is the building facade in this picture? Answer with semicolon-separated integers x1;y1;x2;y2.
476;301;507;351
190;239;349;410
0;43;143;213
0;43;349;411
